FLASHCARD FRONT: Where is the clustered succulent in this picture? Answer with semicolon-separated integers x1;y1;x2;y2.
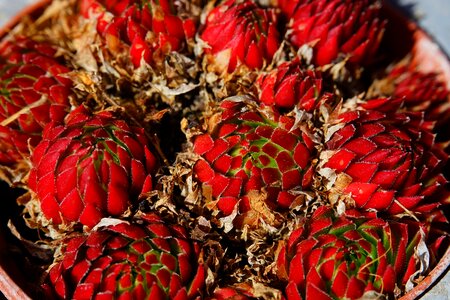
28;106;158;228
80;0;197;68
42;213;206;299
0;37;72;167
0;0;449;300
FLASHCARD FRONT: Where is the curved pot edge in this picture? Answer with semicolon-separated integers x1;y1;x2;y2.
399;247;450;300
0;264;32;300
0;0;51;40
0;1;448;300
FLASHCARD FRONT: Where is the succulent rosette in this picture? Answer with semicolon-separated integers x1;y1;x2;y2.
367;64;450;125
278;0;386;66
192;98;316;228
80;0;197;68
257;59;333;112
0;1;450;299
200;0;281;74
389;66;449;114
43;214;206;299
276;206;427;299
28;106;158;228
0;37;72;166
318;108;449;220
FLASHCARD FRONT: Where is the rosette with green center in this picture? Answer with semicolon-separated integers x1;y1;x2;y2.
192;98;315;228
0;37;72;165
43;214;206;299
276;206;427;299
28;106;158;228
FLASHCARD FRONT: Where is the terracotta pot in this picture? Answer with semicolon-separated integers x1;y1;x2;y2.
0;262;31;300
0;0;51;39
0;3;54;299
0;1;449;299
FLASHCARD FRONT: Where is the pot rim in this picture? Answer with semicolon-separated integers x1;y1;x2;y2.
0;0;51;40
399;247;450;300
0;2;52;299
0;1;449;300
0;264;31;300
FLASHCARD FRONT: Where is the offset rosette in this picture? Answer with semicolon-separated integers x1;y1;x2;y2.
278;0;386;66
200;0;281;74
0;37;72;165
192;99;315;227
276;206;426;299
367;64;450;125
257;59;333;112
28;106;158;228
43;214;206;299
81;0;197;67
318;109;449;220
